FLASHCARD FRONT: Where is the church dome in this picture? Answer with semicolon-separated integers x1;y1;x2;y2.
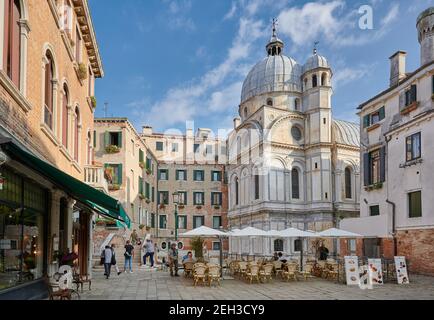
303;52;329;74
241;22;302;104
241;56;302;104
332;119;360;147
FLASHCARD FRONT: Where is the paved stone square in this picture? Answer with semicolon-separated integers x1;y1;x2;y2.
80;267;434;300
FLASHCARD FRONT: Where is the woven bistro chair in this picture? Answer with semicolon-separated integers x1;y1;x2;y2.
298;263;315;280
229;260;239;276
282;263;298;282
183;261;195;278
325;262;339;281
193;265;207;287
259;263;274;283
237;261;248;279
207;265;221;287
272;260;283;278
245;264;260;284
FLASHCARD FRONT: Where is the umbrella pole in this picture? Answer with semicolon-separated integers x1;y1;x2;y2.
300;237;303;272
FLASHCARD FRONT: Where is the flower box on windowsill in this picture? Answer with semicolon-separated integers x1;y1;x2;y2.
139;194;146;200
159;204;166;209
196;205;202;209
105;145;120;154
139;162;146;169
178;205;185;209
366;123;381;132
364;182;383;191
214;205;221;210
400;101;418;115
145;198;151;204
146;168;152;175
108;184;120;191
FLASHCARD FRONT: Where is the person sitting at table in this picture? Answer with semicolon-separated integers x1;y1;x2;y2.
278;252;288;263
318;242;329;261
182;251;195;263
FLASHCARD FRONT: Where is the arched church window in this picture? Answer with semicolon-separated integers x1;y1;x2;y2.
266;98;273;106
291;168;300;199
235;177;239;206
345;167;352;199
321;73;327;86
294;98;299;111
254;174;259;200
312;74;318;88
274;239;283;252
62;83;69;148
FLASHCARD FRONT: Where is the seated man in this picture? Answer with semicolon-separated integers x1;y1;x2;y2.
182;251;195;263
278;252;288;264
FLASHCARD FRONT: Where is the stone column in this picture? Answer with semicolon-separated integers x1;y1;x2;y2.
66;198;76;250
48;190;63;276
18;19;30;97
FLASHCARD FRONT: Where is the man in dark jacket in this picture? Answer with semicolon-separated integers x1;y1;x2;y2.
318;243;329;261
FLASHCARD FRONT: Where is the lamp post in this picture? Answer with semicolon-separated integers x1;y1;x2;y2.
172;191;180;241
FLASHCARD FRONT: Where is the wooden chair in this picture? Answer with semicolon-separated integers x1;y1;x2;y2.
72;268;91;293
183;262;195;278
45;276;80;300
298;263;315;280
193;266;207;287
208;265;221;287
245;264;260;284
272;261;283;278
282;263;298;282
259;263;274;283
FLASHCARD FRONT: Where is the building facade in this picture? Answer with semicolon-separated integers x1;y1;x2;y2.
140;126;228;255
0;0;112;299
226;26;360;257
93;118;158;235
341;7;434;275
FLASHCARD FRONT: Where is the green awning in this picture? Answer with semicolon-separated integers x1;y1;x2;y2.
0;139;130;227
85;200;130;229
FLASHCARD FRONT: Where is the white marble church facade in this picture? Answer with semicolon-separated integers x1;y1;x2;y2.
226;25;360;256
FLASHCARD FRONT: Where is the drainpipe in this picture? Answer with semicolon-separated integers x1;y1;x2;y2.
384;135;397;256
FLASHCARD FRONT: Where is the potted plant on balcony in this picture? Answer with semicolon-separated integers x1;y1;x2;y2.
105;144;120;154
178;204;185;209
159;203;166;209
108;184;120;191
145;198;151;204
139;193;146;200
139;161;146;169
196;205;202;209
90;96;97;108
95;218;106;226
145;166;152;175
139;224;145;231
77;62;88;80
214;205;221;210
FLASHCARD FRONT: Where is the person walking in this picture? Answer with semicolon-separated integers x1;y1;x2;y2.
124;240;134;273
102;245;113;279
168;243;179;277
111;244;122;276
143;238;155;268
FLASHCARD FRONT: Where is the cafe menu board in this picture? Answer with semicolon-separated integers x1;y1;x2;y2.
368;258;383;285
344;256;360;285
394;256;409;284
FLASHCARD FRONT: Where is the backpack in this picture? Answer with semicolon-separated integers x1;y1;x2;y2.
100;250;105;265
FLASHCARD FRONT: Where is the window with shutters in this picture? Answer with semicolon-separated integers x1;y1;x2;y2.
212;216;222;229
211;171;221;182
158;169;168;181
193;170;204;181
408;191;422;218
178;191;187;205
158;191;169;205
176;170;187;181
345;167;352;199
138;177;144;195
139;149;144;163
104;164;122;185
193;216;205;228
159;215;167;229
364;147;385;188
3;0;22;88
105;132;122;147
62;84;69;148
363;106;385;129
193;192;204;205
400;85;418;113
406;132;421;162
370;150;380;185
44;51;55;129
211;192;222;206
178;215;187;229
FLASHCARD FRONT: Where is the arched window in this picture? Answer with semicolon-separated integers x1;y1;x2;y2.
62;84;69;148
266;98;273;106
291;168;300;199
254;174;260;200
87;130;92;165
345;167;352;199
294;98;299;111
3;0;21;87
44;51;54;129
235;177;239;206
274;239;283;252
74;106;80;162
321;73;327;86
312;74;318;88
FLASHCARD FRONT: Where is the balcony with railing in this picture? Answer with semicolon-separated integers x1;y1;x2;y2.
84;164;109;194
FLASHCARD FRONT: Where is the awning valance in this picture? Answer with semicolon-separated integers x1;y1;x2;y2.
0;139;130;227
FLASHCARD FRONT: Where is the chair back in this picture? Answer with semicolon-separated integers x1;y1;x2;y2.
208;265;221;277
249;264;260;275
304;263;314;273
286;263;298;272
262;264;274;274
238;261;248;270
194;266;207;276
193;262;206;269
273;261;282;269
184;262;194;271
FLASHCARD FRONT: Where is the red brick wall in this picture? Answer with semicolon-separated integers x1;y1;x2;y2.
397;229;434;276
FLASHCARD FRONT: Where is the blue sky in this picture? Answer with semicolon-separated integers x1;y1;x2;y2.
89;0;434;136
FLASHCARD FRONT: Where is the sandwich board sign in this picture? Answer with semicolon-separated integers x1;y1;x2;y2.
394;256;409;284
344;256;360;285
367;258;383;285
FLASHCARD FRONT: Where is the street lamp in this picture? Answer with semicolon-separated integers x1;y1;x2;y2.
172;191;181;241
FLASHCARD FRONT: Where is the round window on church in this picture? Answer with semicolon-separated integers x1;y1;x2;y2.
291;126;302;141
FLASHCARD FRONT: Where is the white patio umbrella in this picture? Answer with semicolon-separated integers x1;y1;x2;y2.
230;227;269;237
317;228;362;238
277;227;319;238
179;226;228;277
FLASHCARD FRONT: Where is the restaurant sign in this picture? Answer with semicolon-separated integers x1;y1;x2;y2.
367;258;383;285
394;256;409;284
344;256;360;285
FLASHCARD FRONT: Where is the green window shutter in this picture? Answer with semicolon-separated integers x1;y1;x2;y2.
380;146;386;183
379;106;385;121
183;192;187;205
363;115;370;128
202;192;205;205
118;132;122;148
176;170;179;180
118;164;123;184
152;187;155;202
138;177;143;194
104;131;110;147
139;149;144;163
93;130;96;148
410;84;417;103
363;153;370;186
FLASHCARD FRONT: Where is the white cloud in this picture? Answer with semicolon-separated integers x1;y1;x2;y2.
332;64;375;90
224;2;237;20
208;82;243;112
164;0;196;31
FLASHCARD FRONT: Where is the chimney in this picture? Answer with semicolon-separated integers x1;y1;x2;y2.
142;125;153;135
389;51;407;87
233;117;241;129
